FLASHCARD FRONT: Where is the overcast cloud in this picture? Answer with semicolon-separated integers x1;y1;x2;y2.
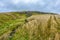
0;0;60;13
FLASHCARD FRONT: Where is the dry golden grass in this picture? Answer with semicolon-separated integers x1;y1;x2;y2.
0;14;60;40
11;14;60;40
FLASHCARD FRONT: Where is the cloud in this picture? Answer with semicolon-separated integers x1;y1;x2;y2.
12;0;39;4
0;0;60;13
0;2;5;7
12;0;20;4
55;0;60;6
12;0;46;6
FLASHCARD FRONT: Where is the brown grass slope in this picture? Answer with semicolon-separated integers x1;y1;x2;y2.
10;14;60;40
0;12;60;40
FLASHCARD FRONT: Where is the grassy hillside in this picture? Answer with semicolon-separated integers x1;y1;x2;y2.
0;11;60;40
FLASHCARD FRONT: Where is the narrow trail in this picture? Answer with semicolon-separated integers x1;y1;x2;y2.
48;15;60;40
54;15;60;26
53;15;60;40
